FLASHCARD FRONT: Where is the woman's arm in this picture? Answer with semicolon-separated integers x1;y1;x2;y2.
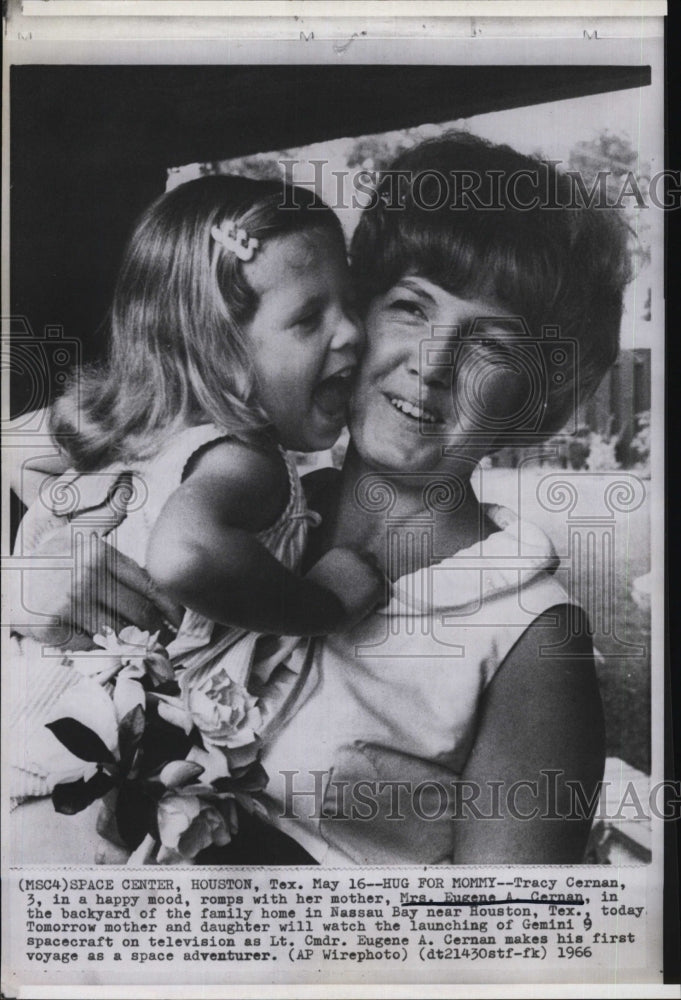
7;407;182;644
9;527;183;648
6;408;69;507
453;604;605;864
146;441;384;636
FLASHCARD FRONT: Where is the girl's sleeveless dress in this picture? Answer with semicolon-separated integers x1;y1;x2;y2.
9;424;320;804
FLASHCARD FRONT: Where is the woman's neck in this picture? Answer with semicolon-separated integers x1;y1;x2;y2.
312;443;493;579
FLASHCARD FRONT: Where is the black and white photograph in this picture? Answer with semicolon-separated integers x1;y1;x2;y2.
1;2;670;995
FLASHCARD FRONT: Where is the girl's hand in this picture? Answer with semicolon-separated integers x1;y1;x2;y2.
304;546;389;631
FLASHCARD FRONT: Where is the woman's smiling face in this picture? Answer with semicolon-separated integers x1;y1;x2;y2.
348;275;542;475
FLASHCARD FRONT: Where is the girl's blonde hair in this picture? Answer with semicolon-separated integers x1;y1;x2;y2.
51;174;344;469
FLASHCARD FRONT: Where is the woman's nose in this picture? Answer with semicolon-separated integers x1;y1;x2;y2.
407;353;452;389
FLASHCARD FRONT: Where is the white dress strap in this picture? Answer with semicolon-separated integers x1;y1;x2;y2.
145;424;236;487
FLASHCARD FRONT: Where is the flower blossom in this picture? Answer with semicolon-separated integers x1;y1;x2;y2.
180;667;262;749
93;626;174;685
156;791;237;862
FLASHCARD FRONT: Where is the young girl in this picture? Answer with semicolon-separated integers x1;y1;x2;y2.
11;175;383;800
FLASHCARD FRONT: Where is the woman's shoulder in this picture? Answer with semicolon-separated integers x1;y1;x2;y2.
505;601;594;666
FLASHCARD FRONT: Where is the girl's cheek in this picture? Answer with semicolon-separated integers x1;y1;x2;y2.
365;317;392;354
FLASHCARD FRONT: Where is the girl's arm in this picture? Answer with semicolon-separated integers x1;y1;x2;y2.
452;604;605;864
146;440;383;636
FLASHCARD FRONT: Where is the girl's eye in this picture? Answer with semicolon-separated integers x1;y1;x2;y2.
390;299;428;320
295;310;322;331
343;295;360;323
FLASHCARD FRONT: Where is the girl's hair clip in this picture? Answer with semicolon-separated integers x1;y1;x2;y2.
211;220;260;262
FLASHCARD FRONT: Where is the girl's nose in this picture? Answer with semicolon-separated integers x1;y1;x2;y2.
332;308;364;353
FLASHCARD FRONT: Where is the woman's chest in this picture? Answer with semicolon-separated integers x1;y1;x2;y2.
263;571;566;776
264;610;511;780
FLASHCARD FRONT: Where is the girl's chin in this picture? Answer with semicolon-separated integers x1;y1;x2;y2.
283;408;346;453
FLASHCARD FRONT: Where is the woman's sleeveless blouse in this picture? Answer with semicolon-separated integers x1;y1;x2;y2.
258;504;574;865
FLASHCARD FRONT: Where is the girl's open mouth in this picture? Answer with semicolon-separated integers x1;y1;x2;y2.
313;367;355;417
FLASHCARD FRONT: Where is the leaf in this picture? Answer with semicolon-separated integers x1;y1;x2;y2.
142;779;169;802
118;704;146;771
240;760;269;792
141;706;194;773
115;783;159;851
96;794;127;848
144;652;175;686
233;792;268;821
126;832;158;865
153;679;181;698
52;770;114;815
45;717;116;765
225;737;261;772
127;746;143;777
213;761;268;795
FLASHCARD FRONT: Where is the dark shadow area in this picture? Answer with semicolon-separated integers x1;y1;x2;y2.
11;64;650;416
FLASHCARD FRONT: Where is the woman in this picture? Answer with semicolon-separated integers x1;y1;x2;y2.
9;132;630;864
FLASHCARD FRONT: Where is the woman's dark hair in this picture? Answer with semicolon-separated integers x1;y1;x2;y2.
51;174;345;470
351;131;632;435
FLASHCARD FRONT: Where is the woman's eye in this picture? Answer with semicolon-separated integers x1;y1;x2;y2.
390;299;427;320
477;337;509;353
